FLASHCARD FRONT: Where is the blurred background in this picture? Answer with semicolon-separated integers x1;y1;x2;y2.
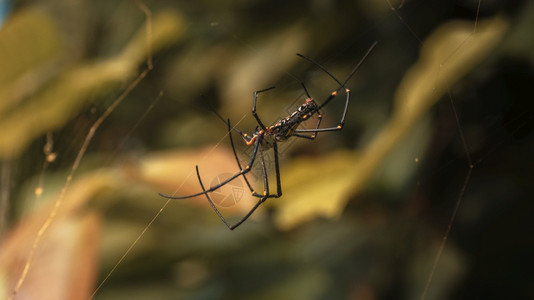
0;0;533;299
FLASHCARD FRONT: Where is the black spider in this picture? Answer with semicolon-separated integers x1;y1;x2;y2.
159;42;377;230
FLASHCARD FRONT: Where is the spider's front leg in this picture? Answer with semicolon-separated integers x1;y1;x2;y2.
158;135;261;200
196;135;272;230
251;86;275;129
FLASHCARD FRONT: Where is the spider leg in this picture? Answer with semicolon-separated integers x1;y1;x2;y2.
226;119;263;197
227;195;267;230
228;139;283;229
294;41;377;134
194;164;266;230
222;138;277;229
293;109;324;139
283;79;329;138
158;135;261;200
202;95;252;143
252;86;276;129
249;87;283;198
258;141;269;195
291;81;324;139
201;98;259;187
235;85;282;200
194;163;266;230
194;165;234;229
197;137;274;230
296;41;377;101
272;141;282;197
293;89;350;133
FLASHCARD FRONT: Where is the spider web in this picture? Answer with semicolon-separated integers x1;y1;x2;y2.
0;0;532;299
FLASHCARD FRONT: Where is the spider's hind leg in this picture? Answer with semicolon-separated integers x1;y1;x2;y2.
295;41;377;134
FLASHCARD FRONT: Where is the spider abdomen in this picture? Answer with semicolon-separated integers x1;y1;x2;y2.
268;98;319;142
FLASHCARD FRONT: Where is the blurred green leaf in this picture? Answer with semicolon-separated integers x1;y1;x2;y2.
0;10;185;159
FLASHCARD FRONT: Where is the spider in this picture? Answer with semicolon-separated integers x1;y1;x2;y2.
159;42;377;230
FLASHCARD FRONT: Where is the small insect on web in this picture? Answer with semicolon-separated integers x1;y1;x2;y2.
159;41;378;230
